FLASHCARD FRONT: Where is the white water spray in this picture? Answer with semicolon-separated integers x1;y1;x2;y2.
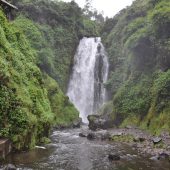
67;37;109;123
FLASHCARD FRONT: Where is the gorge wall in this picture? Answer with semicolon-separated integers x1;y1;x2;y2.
0;0;99;150
101;0;170;134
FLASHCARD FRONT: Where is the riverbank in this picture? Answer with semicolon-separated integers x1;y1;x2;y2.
1;126;170;170
0;126;170;170
79;126;170;161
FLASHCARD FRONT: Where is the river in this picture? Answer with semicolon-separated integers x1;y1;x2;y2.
1;126;170;170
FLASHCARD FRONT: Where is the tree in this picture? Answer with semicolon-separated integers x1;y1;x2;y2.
83;0;93;15
83;0;104;23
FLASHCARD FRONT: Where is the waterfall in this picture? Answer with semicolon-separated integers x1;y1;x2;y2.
67;37;109;123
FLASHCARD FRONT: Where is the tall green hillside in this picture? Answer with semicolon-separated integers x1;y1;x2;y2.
101;0;170;134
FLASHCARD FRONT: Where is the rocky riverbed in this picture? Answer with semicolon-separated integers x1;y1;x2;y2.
0;126;170;170
79;126;170;161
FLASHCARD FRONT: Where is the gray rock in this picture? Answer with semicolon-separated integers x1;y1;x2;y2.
139;137;146;142
5;164;16;170
150;153;169;161
124;154;137;160
125;125;133;129
72;118;82;128
87;133;95;140
108;154;120;161
101;132;111;140
150;156;159;161
79;132;87;137
133;136;146;142
125;125;138;129
158;153;169;160
152;137;162;144
87;114;115;131
116;132;123;136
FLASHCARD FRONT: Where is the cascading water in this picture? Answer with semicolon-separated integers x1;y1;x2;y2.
67;37;109;123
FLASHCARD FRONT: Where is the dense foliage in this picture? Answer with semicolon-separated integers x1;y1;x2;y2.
11;0;99;91
0;0;98;150
101;0;170;134
0;9;53;149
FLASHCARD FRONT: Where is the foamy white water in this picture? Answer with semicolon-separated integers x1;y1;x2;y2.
67;37;109;123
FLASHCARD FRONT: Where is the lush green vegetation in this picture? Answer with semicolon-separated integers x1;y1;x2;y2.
101;0;170;134
11;0;99;91
0;0;99;150
43;73;79;127
111;134;135;143
0;9;53;150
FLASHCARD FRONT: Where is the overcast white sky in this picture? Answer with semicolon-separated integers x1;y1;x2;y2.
62;0;135;17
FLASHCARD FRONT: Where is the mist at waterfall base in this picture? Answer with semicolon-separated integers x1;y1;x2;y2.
67;37;109;123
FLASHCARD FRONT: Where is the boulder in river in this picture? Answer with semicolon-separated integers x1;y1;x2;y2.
133;136;146;142
152;137;162;144
72;118;82;128
150;156;159;161
158;153;170;160
108;154;120;161
87;132;96;140
150;153;170;161
79;132;87;137
5;164;17;170
87;114;115;131
100;132;111;140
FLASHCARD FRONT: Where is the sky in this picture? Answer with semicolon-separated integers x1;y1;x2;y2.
62;0;135;17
